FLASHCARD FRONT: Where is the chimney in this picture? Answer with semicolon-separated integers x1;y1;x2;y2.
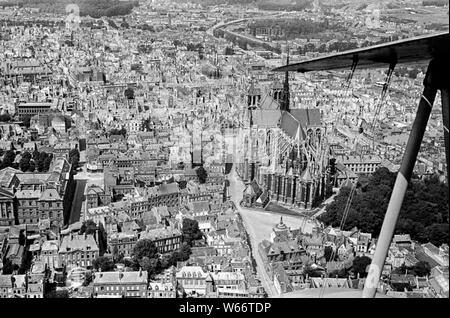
70;233;73;240
139;267;142;277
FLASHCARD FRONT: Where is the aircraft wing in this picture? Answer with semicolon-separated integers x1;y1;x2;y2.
273;32;449;73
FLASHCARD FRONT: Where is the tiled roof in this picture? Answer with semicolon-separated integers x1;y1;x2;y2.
93;270;148;285
41;240;59;252
0;187;14;199
40;188;61;201
16;172;51;184
153;206;170;217
158;182;179;195
423;243;440;255
310;277;350;288
187;201;210;213
258;94;280;110
280;111;300;139
0;167;21;188
290;109;321;127
175;265;207;278
0;275;12;287
139;227;181;241
212;271;245;281
15;189;41;199
265;240;301;255
393;234;412;243
59;234;99;253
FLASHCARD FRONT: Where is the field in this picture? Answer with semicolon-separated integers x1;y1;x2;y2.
385;6;449;26
0;0;139;18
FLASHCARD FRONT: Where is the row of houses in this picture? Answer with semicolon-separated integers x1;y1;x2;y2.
257;218;449;297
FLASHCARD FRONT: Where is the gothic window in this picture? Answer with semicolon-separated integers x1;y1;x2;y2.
266;131;272;156
316;129;322;144
307;129;313;147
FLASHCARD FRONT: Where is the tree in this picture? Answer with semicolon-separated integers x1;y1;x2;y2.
182;218;203;246
123;257;139;271
28;161;36;172
32;149;40;160
426;224;449;247
178;243;191;261
140;257;160;278
1;150;15;168
160;254;173;269
303;264;324;278
318;168;449;246
80;220;97;235
412;261;431;277
109;127;127;137
112;191;124;202
22;116;32;128
19;155;30;172
352;256;372;278
178;180;187;189
22;151;32;160
0;113;11;122
132;239;158;260
93;256;115;272
124;87;135;100
2;259;15;274
196;166;208;184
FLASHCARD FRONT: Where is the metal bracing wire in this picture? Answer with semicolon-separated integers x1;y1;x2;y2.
318;182;357;298
371;62;397;150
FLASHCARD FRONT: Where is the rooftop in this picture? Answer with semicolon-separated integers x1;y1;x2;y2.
93;270;148;285
59;234;99;253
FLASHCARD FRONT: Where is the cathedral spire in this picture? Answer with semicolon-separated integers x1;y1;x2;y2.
281;44;290;112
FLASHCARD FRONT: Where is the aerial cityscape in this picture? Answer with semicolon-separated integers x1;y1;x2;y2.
0;0;448;300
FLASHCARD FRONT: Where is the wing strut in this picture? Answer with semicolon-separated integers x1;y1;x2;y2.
362;57;449;298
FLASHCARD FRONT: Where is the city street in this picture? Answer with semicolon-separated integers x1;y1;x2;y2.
0;0;447;302
68;179;87;225
227;167;317;297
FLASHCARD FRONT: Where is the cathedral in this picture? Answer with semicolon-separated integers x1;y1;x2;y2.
238;67;331;210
